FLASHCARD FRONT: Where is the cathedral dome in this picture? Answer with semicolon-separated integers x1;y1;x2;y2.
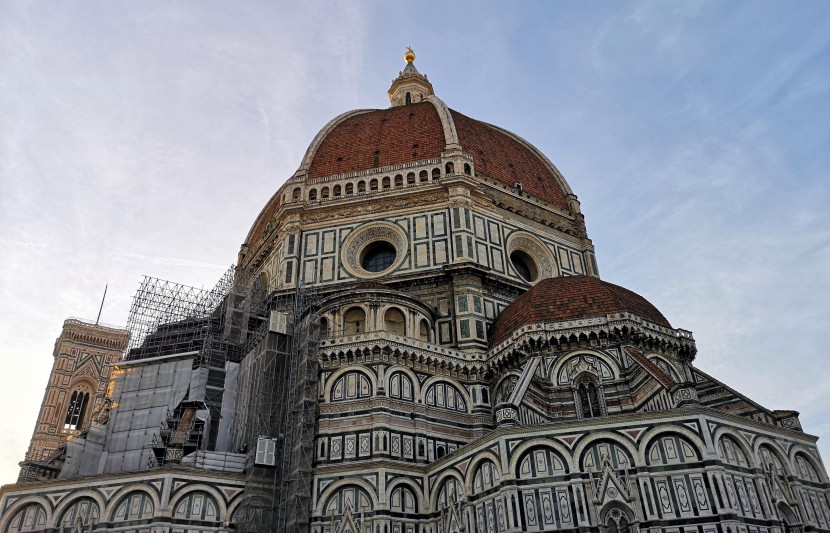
298;102;572;209
242;51;580;257
489;275;672;345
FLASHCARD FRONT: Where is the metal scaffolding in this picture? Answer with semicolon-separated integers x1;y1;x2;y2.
123;266;275;454
235;280;321;533
124;267;235;359
124;267;321;531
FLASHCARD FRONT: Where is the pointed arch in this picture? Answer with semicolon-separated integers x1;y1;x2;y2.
168;484;229;521
572;432;638;472
637;425;707;466
712;427;756;469
387;365;420;401
508;438;573;475
789;445;828;483
314;479;378;514
464;450;503;495
430;469;465;509
551;350;620;386
385;477;425;511
0;497;51;533
753;437;794;477
51;490;106;529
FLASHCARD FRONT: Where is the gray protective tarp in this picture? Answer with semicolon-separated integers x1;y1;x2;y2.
215;361;239;452
58;425;107;479
98;356;193;474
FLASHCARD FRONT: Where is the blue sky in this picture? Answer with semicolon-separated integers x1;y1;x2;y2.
1;1;829;484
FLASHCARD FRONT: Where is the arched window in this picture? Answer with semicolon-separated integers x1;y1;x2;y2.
436;477;462;508
436;445;446;459
418;319;430;341
319;317;329;338
321;186;330;199
573;375;604;419
357;180;366;193
173;492;219;521
384;307;406;336
308;188;318;201
405;92;411;105
331;371;372;401
473;459;500;492
646;434;700;466
758;444;786;475
425;382;467;412
370;178;379;191
581;441;633;473
6;502;47;532
778;503;799;532
419;170;429;182
344;307;366;334
64;390;90;430
406;172;416;185
388;372;413;401
432;168;441;180
59;497;100;528
323;485;372;516
112;492;154;522
382;176;391;189
445;162;454;174
717;436;750;467
463;163;472;175
517;446;568;480
292;187;301;201
345;183;354;195
394;174;403;187
390;485;417;514
794;452;821;482
605;508;632;533
482;388;489;404
333;184;342;196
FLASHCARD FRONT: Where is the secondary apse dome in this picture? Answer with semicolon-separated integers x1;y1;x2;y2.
489;275;672;345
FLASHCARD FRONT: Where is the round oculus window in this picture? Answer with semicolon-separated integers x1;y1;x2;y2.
361;241;397;273
510;250;538;282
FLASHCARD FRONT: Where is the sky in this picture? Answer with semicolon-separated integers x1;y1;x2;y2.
1;1;829;485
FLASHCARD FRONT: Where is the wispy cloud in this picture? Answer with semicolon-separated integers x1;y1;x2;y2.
1;0;829;484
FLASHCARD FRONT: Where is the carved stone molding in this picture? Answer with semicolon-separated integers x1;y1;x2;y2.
340;222;409;280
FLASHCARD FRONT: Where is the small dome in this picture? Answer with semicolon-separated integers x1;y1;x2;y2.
489;275;672;345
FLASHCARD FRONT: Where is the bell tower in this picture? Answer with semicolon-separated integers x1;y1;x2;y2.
19;318;129;481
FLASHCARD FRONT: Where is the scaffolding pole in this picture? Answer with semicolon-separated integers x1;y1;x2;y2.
236;280;320;533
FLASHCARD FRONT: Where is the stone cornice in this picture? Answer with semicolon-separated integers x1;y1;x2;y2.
54;319;130;355
0;465;244;498
319;396;491;426
424;405;820;472
319;331;484;373
488;312;696;363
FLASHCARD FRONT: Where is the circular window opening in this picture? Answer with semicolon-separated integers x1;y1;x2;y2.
361;241;397;273
510;251;538;282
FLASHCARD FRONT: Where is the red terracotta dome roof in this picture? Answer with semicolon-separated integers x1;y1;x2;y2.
490;276;672;345
308;102;446;179
304;101;571;209
450;110;570;209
